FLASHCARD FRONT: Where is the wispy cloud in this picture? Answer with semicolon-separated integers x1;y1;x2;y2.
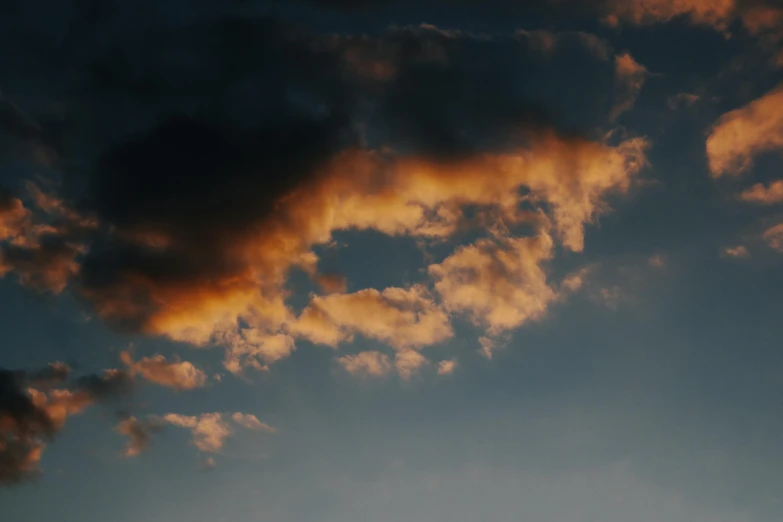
611;52;650;120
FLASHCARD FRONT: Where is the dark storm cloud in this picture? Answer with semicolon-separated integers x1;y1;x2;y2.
0;4;618;339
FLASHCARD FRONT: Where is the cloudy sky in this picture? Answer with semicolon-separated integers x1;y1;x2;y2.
1;0;782;520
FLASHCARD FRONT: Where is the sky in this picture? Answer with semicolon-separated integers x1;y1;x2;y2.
1;0;783;521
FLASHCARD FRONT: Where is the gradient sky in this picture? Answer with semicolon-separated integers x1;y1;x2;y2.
1;1;783;521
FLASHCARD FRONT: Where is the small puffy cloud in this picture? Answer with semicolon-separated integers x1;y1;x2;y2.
739;180;783;204
161;413;230;453
159;412;274;453
706;85;783;177
722;245;749;258
762;223;783;252
115;416;161;457
611;52;650;121
436;359;457;376
336;351;393;377
230;413;276;433
120;351;207;391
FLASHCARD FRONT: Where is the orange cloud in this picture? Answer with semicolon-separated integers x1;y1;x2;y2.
221;332;296;375
479;336;499;360
159;411;274;454
600;0;735;30
115;416;161;457
394;350;429;380
707;85;783;177
336;351;393;377
597;0;783;45
0;185;94;294
436;359;458;375
429;230;557;335
722;245;749;257
611;52;649;121
161;413;230;453
86;131;646;362
230;413;276;432
739;180;783;204
120;351;207;391
1;366;130;484
740;4;783;37
0;193;31;241
293;285;453;350
763;223;783;251
0;119;642;376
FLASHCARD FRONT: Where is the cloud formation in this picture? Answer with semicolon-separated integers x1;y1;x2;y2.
722;245;749;257
115;416;162;457
0;185;95;294
158;411;274;455
293;285;452;350
706;85;783;177
739;180;783;204
0;364;131;485
610;52;649;120
0;17;647;375
120;351;207;391
762;223;783;251
429;230;556;335
336;351;393;377
437;359;458;375
596;0;783;39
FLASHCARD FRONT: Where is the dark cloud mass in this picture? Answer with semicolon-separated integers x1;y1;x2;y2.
0;365;131;485
0;4;619;340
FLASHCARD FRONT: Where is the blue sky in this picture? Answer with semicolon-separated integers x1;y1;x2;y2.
1;1;783;521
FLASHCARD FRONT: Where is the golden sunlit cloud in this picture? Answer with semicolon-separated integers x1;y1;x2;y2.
707;85;783;177
158;411;275;456
394;350;430;380
336;351;393;377
429;230;556;335
436;359;458;375
120;350;208;391
293;285;453;350
739;180;783;204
